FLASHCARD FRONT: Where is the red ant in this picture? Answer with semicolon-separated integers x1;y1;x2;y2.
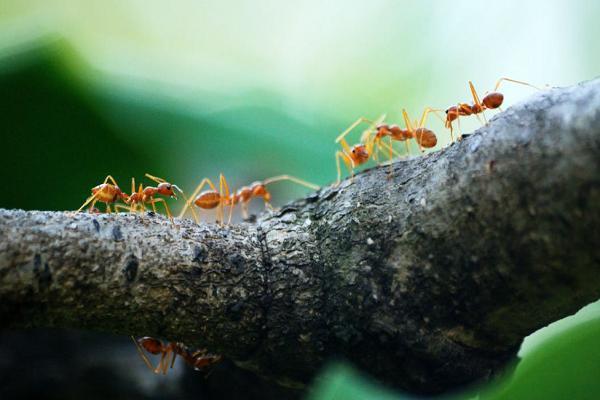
335;114;405;184
178;174;319;224
132;336;222;375
117;174;186;223
77;175;129;213
334;109;445;184
445;77;540;136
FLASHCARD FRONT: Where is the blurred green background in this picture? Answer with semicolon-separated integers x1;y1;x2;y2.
0;0;598;399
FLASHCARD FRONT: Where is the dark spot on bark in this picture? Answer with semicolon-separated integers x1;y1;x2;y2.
305;192;320;203
244;214;257;223
227;301;244;321
193;246;207;264
260;294;272;307
322;189;338;201
123;256;138;283
228;254;245;274
112;225;123;241
33;254;52;288
276;205;298;217
190;266;202;277
92;219;100;233
33;253;41;269
147;211;156;217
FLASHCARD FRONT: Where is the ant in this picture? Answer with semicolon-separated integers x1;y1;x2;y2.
229;175;319;220
445;77;540;136
132;336;222;375
334;108;446;184
335;114;404;184
118;174;185;223
77;175;129;213
178;174;319;224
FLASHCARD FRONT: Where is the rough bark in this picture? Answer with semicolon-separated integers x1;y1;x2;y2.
1;79;599;395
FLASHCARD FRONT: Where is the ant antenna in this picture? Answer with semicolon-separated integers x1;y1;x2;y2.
262;175;320;191
493;77;541;92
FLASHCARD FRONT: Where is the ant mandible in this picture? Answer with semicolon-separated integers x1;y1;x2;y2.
445;77;540;136
76;175;129;213
132;336;222;375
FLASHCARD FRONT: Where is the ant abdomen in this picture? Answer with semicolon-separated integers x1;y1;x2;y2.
414;128;437;148
482;92;504;109
194;191;222;209
138;337;164;355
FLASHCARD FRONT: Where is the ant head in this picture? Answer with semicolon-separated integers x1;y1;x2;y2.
376;123;390;132
351;144;369;163
445;106;457;114
138;337;163;355
251;183;270;201
157;182;177;198
445;106;459;122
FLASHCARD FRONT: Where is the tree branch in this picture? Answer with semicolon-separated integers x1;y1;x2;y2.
1;79;599;395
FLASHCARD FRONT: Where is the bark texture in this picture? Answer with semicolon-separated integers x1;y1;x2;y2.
1;79;599;395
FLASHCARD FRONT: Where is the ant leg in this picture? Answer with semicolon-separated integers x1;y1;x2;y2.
149;197;158;214
218;174;231;226
88;199;99;213
241;202;249;220
172;186;197;224
468;81;488;124
178;178;217;220
360;114;386;145
402;109;422;153
151;198;174;224
131;336;157;373
262;175;320;190
494;77;540;92
335;117;374;143
363;114;386;159
169;350;178;369
418;107;445;128
156;350;167;375
76;193;100;213
106;203;112;213
335;151;353;185
387;136;393;177
114;204;133;213
144;173;166;184
102;175;120;187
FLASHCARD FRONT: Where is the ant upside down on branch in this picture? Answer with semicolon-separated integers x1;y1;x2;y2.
132;336;222;375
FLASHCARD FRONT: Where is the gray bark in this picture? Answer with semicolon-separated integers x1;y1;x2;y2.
1;79;599;395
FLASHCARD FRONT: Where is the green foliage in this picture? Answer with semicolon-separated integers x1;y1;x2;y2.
309;313;600;400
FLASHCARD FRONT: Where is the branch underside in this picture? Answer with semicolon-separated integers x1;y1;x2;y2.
1;79;599;394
